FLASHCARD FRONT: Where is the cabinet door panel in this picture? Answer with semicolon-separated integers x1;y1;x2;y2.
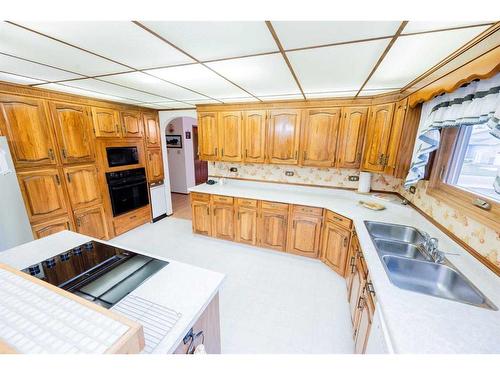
64;165;101;210
32;216;72;239
287;214;322;258
354;290;372;354
362;103;395;172
91;107;121;138
17;169;68;222
0;96;56;167
146;148;164;182
320;221;350;276
243;110;267;163
300;108;340;167
337;107;368;169
121;111;143;138
198;112;218;161
211;204;234;240
192;200;211;236
235;207;257;245
259;210;288;251
348;261;363;325
144;113;160;147
268;109;301;164
74;205;108;239
50;102;94;163
384;98;407;175
218;111;242;162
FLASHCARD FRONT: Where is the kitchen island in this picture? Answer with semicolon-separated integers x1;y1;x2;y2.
0;231;225;354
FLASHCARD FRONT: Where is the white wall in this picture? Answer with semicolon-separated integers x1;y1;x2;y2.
158;110;197;214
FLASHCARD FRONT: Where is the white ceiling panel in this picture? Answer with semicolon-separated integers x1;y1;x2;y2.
358;88;399;96
305;90;359;99
403;21;492;34
220;97;259;103
17;21;194;69
137;102;177;109
260;94;304;102
0;54;83;82
185;99;221;105
145;64;249;99
141;21;277;61
206;54;299;96
288;39;390;93
272;21;400;50
153;101;196;109
0;71;46;85
38;83;141;104
0;22;127;76
62;79;166;102
100;72;207;101
365;26;490;90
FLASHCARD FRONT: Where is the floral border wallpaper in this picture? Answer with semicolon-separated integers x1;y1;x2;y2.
209;162;500;268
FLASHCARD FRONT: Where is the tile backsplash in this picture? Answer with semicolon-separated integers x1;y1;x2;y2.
209;162;500;269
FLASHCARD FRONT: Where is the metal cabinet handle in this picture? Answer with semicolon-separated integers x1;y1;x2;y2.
62;149;67;159
76;218;81;227
303;150;307;160
55;174;61;185
367;282;376;296
294;150;298;160
343;237;348;247
48;148;55;160
357;296;365;309
66;173;71;183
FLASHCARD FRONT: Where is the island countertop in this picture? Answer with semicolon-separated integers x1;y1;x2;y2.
0;231;225;354
189;179;500;354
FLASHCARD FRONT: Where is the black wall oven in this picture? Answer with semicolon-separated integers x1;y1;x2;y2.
106;146;139;168
106;168;149;217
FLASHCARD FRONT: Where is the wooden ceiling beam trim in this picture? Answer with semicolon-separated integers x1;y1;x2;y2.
355;21;409;98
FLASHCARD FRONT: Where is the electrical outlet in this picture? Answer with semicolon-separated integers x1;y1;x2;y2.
348;175;359;182
285;171;294;176
229;167;238;172
409;186;416;194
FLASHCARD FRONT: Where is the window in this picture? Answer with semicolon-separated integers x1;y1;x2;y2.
446;124;500;202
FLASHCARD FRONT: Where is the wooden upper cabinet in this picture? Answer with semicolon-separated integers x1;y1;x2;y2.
300;108;341;167
121;111;144;138
218;111;242;162
63;164;102;210
287;213;322;258
91;107;121;138
384;98;408;175
361;103;395;172
198;112;219;161
17;168;68;222
49;102;94;164
267;109;301;165
337;107;368;169
243;110;267;163
0;95;57;167
320;220;350;276
146;148;164;182
258;209;288;251
74;205;108;240
144;112;161;147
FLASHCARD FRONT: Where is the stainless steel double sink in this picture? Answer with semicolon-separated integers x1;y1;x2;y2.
365;221;497;310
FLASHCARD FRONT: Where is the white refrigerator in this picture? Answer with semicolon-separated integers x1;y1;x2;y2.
0;136;33;251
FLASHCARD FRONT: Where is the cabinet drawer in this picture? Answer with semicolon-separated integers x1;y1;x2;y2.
261;201;289;211
113;206;150;236
236;198;257;208
293;205;323;216
325;210;352;229
211;195;234;205
190;192;210;202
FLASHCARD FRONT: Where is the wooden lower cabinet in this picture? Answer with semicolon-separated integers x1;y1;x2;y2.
31;215;73;239
258;209;288;251
74;205;108;239
211;203;234;241
235;206;258;245
287;213;322;258
320;220;350;276
63;164;102;210
113;205;151;236
191;198;211;236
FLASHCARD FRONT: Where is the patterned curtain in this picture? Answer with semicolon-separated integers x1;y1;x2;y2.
404;73;500;194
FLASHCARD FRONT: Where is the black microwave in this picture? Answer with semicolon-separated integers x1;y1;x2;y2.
106;147;139;167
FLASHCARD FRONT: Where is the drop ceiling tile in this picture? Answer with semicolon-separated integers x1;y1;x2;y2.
185;99;221;105
0;71;46;85
206;54;299;96
0;22;127;76
62;78;166;102
154;101;196;109
17;21;194;69
145;64;249;99
100;72;206;101
140;21;277;61
365;26;490;90
305;90;359;99
403;21;492;34
259;93;304;102
288;39;390;93
38;83;141;104
358;88;399;96
137;102;176;109
220;97;259;103
272;21;400;50
0;54;83;82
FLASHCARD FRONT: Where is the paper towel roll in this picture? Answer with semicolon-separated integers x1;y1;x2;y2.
358;172;372;193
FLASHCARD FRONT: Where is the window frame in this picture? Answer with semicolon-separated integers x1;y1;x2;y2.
427;127;500;229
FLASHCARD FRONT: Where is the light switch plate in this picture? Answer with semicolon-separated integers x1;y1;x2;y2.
285;171;294;176
348;175;359;181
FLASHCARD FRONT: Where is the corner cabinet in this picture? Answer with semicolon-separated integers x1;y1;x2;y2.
320;220;351;276
267;109;301;165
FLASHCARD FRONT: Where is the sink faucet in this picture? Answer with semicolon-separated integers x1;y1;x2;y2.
422;236;445;263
